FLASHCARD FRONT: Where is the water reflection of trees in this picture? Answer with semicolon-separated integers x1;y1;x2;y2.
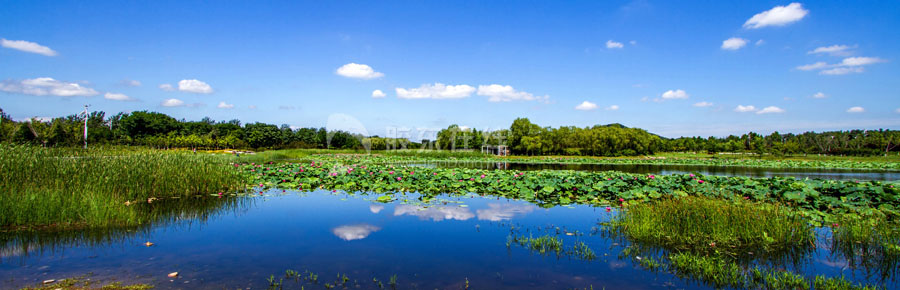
0;196;252;263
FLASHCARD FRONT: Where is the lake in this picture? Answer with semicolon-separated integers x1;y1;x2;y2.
1;190;895;289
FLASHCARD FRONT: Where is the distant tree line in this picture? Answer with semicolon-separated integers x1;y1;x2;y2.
1;108;898;156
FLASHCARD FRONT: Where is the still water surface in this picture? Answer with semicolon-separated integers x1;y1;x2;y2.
1;191;895;289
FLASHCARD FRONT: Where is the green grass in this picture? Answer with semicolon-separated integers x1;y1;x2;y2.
18;275;153;290
604;197;815;258
830;215;900;279
0;144;247;229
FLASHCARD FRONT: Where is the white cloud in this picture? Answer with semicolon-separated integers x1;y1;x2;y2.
574;101;598;111
820;67;864;75
371;89;386;98
606;105;620;111
477;84;549;102
120;79;141;87
734;105;757;112
847;106;865;113
757;106;785;114
744;3;809;29
721;37;748;50
217;101;234;109
808;44;854;56
104;92;136;101
336;63;384;79
0;77;98;97
178;79;213;94
278;105;296;110
0;38;57;56
161;98;185;107
812;92;827;99
159;83;175;91
840;57;885;66
606;40;624;49
629;40;637;45
797;57;885;75
755;39;765;46
331;224;380;241
369;204;384;214
796;62;828;71
896;108;900;114
396;83;475;99
248;105;257;109
693;101;713;107
661;89;689;100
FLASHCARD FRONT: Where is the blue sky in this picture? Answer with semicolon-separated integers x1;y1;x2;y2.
1;0;899;139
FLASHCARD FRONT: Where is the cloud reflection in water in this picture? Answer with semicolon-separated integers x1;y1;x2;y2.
476;203;536;221
332;224;381;241
393;205;474;221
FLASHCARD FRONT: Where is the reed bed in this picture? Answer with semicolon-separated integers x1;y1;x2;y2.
0;144;247;229
604;197;815;257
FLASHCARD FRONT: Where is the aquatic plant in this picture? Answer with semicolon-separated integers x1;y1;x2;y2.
604;197;814;258
830;214;900;279
239;159;900;220
0;145;247;229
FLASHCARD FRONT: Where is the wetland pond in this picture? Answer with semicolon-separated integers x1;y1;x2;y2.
401;161;900;181
2;190;897;289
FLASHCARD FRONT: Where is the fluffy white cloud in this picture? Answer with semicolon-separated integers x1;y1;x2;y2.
371;89;386;98
336;63;384;79
161;98;185;107
606;40;624;49
755;39;765;46
477;84;548;102
0;77;98;97
734;105;757;112
178;79;213;94
159;83;175;91
104;92;135;101
574;101;598;111
396;83;475;99
606;105;620;111
693;101;713;107
661;89;689;100
808;44;854;56
847;106;865;113
332;224;380;241
798;57;885;75
757;106;785;114
217;101;234;109
721;37;748;50
840;57;885;66
743;3;808;29
120;79;141;87
796;62;828;71
0;38;57;56
812;92;827;99
629;40;637;45
820;67;864;75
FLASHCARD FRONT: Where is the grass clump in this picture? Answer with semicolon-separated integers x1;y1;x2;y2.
830;215;900;279
19;276;153;290
604;196;814;257
0;145;247;229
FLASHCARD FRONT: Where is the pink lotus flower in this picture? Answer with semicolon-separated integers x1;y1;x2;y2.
218;192;223;196
618;198;625;202
690;173;695;177
389;171;394;174
470;178;475;181
433;172;438;176
397;177;402;181
605;207;611;212
480;174;485;178
698;180;704;184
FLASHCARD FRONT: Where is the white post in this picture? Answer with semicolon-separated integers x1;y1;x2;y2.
83;105;89;149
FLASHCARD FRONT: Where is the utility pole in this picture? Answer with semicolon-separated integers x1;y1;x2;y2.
83;104;90;149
